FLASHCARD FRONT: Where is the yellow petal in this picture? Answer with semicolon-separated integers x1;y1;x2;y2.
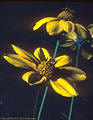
3;54;36;70
22;71;34;82
62;21;75;32
72;74;86;81
61;20;68;32
87;24;93;38
34;47;50;61
4;55;28;68
75;24;87;39
55;55;71;67
60;66;86;81
75;23;86;31
62;21;67;32
12;44;38;63
50;78;78;97
46;20;64;35
67;21;75;32
66;32;77;41
22;71;46;86
61;41;75;47
33;17;56;31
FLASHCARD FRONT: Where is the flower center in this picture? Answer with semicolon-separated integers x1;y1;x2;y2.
38;58;55;79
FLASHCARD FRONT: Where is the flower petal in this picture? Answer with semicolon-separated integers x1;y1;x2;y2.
22;71;46;85
61;40;75;47
12;44;39;64
68;21;75;32
87;24;93;38
50;78;78;97
33;17;56;31
46;20;64;35
75;24;87;39
75;23;86;31
59;66;86;82
34;47;50;61
3;54;37;70
66;32;77;41
62;21;75;32
55;55;71;67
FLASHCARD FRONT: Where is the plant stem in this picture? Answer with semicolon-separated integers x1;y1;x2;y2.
53;40;60;59
33;89;40;117
68;43;81;120
75;44;81;68
37;40;60;120
37;86;48;120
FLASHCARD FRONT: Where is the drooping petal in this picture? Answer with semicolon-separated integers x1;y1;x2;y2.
66;32;77;41
34;47;50;61
61;40;75;47
75;24;87;39
12;44;39;64
3;54;37;70
50;78;78;97
75;23;86;31
72;74;86;81
87;24;93;38
68;21;75;32
81;49;93;60
33;17;56;31
61;20;68;32
59;66;86;82
55;55;72;67
46;20;64;35
62;21;75;32
22;71;46;85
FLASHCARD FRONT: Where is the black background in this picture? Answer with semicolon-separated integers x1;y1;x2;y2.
0;2;93;120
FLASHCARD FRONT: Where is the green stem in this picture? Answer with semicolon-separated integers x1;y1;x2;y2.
53;40;60;59
75;44;81;68
37;86;48;120
37;40;60;120
68;43;81;120
33;89;40;117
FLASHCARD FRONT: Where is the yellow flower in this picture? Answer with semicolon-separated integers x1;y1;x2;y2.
61;23;93;60
62;23;87;44
87;24;93;47
61;23;87;48
3;44;86;97
87;24;93;38
33;9;75;35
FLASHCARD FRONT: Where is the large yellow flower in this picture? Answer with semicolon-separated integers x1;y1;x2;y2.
3;45;86;97
33;9;75;35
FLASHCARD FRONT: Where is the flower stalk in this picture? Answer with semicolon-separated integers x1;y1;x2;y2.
68;43;81;120
37;40;59;120
33;89;40;117
37;86;48;120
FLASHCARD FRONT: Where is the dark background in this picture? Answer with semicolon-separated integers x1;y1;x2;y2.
0;2;93;120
